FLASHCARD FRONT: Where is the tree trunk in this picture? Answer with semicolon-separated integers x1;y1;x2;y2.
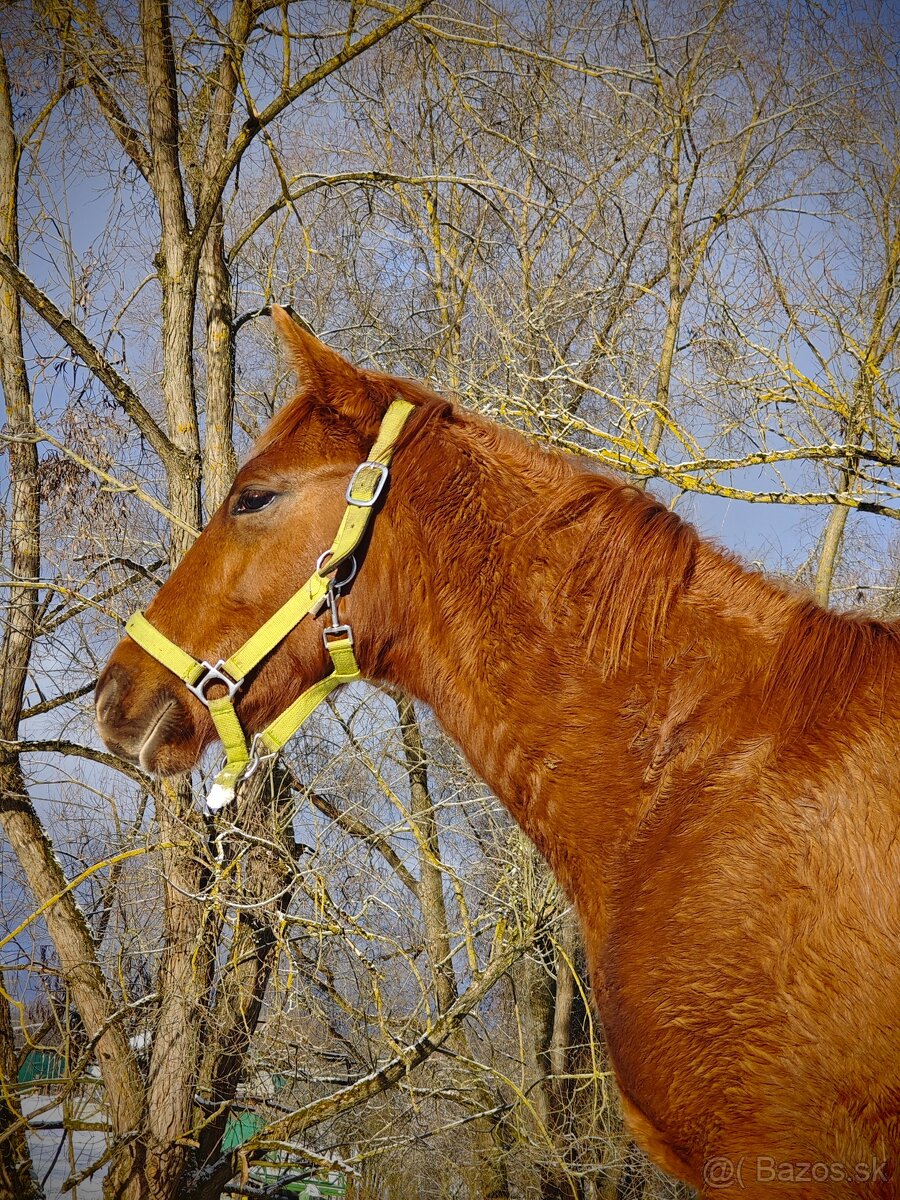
644;104;685;469
143;782;216;1196
397;697;512;1200
0;38;147;1200
199;212;238;514
140;0;202;561
814;499;850;607
517;934;579;1200
192;768;296;1200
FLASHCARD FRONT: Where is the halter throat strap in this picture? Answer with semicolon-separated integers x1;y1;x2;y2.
125;398;415;812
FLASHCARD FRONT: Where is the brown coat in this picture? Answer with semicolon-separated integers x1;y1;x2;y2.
96;310;900;1196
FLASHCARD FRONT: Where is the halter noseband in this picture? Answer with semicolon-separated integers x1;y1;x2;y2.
124;399;415;813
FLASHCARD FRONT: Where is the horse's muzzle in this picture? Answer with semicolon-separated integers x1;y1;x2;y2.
95;660;192;774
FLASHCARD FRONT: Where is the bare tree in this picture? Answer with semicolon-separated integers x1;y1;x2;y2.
2;3;899;1199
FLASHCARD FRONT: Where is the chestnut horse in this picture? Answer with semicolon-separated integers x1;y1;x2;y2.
96;308;900;1197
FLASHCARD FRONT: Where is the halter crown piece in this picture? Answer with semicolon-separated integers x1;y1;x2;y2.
124;399;415;813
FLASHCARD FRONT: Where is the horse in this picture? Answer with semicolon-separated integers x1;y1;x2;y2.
96;306;900;1197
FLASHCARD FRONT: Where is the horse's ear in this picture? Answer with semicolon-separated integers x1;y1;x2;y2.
271;305;375;424
271;305;350;384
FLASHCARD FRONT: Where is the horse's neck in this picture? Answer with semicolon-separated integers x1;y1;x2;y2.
354;416;714;901
351;412;895;917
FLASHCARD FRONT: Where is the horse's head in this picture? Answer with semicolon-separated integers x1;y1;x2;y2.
95;308;427;777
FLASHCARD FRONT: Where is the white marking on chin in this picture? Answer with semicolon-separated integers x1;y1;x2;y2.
205;783;234;813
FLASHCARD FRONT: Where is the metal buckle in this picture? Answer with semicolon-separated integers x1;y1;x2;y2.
323;623;354;648
186;660;243;707
346;461;389;507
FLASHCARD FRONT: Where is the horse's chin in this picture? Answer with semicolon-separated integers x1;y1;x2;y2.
144;748;204;777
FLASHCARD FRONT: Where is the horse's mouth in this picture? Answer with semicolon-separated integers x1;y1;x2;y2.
137;699;179;772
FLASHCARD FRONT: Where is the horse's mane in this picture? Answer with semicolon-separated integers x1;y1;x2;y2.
538;469;699;672
422;401;900;724
763;599;900;729
261;376;900;727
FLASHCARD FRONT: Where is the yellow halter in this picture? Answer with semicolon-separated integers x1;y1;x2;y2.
124;399;415;812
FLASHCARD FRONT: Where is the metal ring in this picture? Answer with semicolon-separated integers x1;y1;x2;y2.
322;622;354;648
315;551;357;590
186;660;244;707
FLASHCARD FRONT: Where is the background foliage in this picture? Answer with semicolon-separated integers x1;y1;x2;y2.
1;1;898;1197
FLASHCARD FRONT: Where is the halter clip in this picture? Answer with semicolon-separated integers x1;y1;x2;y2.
241;733;279;784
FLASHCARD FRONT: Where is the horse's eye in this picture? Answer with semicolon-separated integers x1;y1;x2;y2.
233;489;276;515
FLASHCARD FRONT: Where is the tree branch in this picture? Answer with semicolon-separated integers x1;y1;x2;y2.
192;935;527;1194
191;0;435;253
85;66;153;182
21;682;95;720
0;250;182;467
8;738;148;787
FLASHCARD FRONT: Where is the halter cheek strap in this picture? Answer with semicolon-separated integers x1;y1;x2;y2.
124;399;415;813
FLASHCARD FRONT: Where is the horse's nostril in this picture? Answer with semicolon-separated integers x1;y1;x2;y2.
95;663;128;725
